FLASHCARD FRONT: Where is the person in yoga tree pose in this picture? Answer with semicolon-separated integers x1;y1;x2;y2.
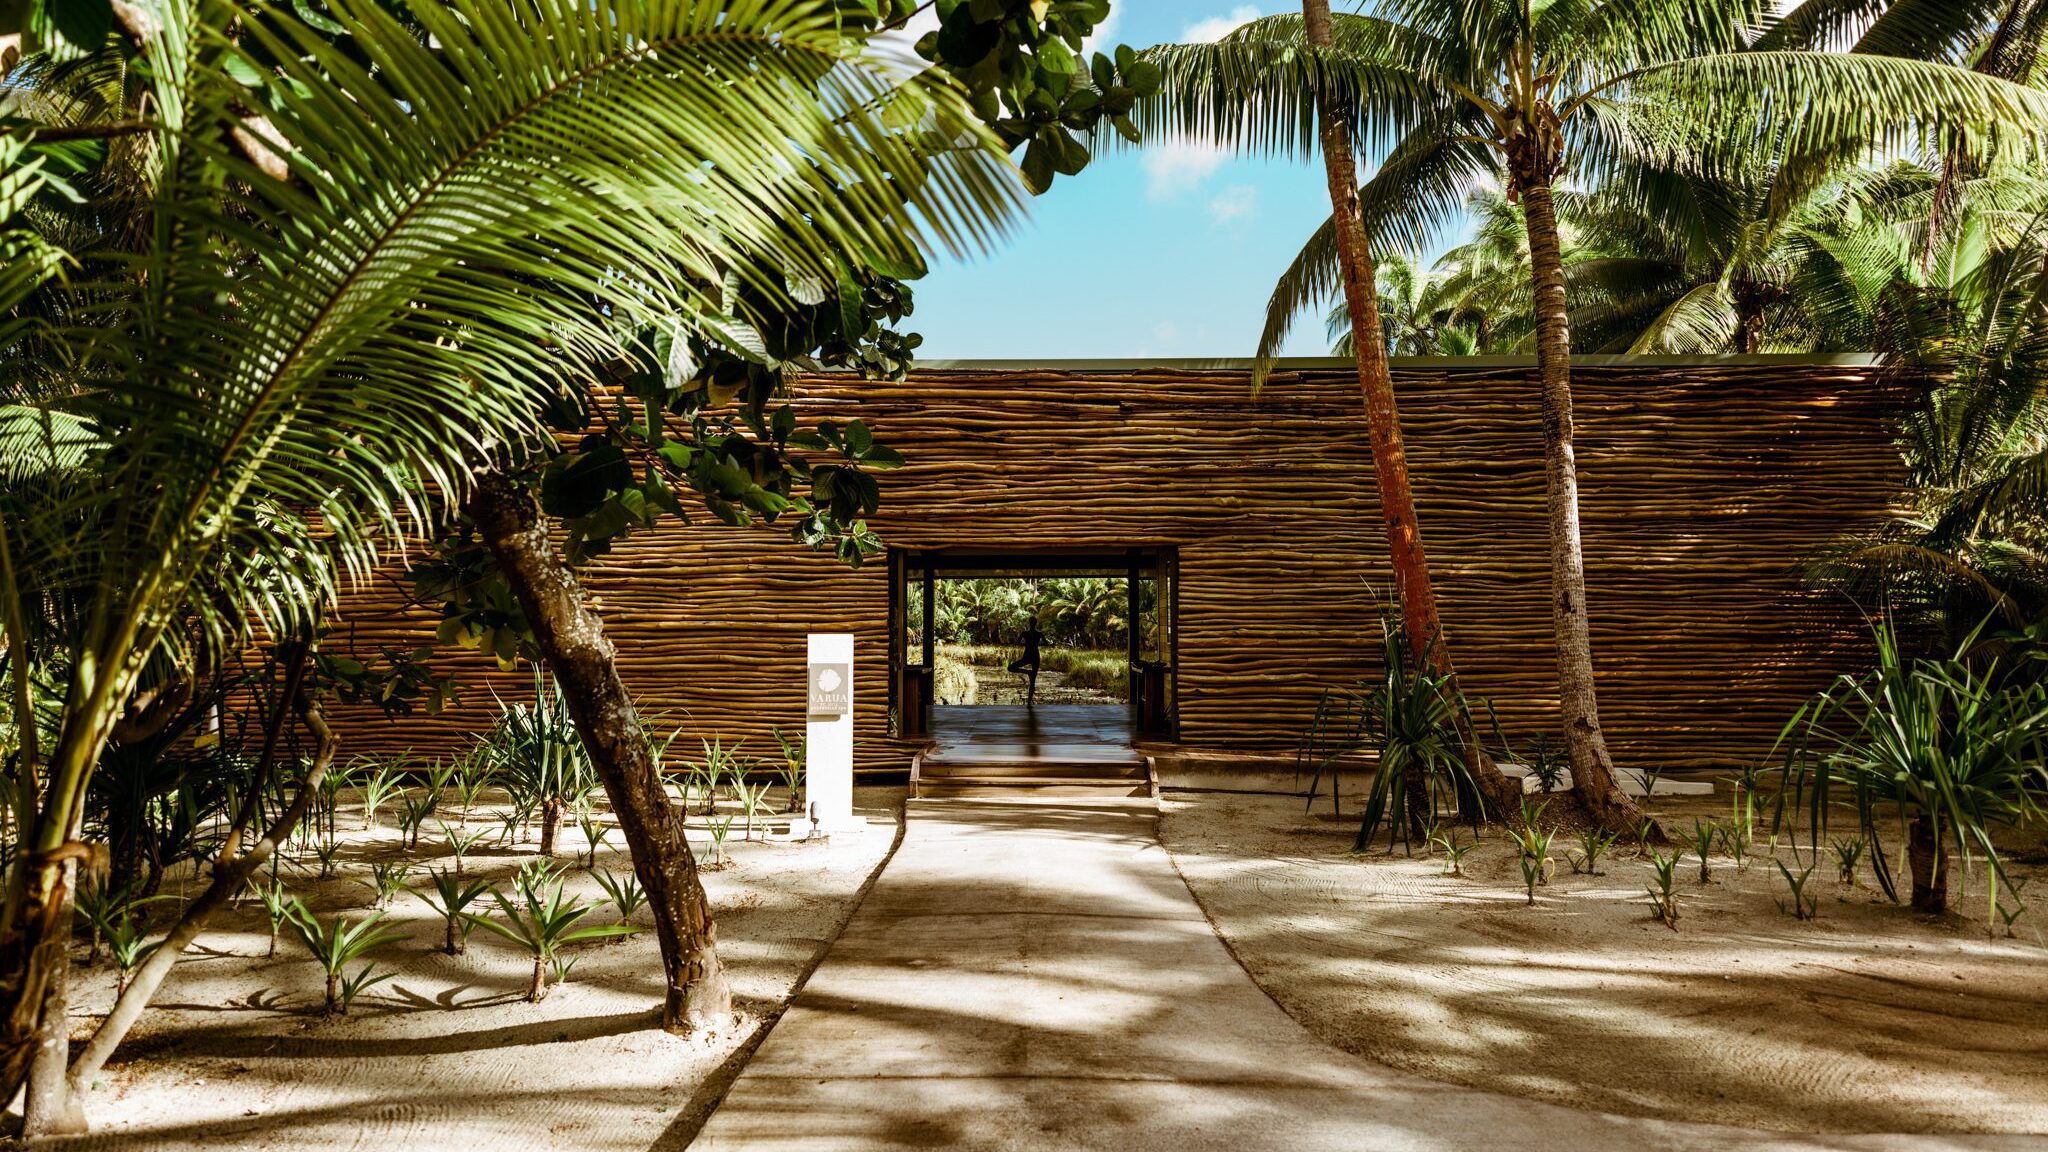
1007;621;1045;706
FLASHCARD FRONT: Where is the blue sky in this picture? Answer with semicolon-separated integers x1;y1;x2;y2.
908;3;1345;361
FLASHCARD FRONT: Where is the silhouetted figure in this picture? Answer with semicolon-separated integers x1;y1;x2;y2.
1007;623;1044;706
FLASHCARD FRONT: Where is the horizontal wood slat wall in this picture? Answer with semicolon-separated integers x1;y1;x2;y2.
326;362;1905;773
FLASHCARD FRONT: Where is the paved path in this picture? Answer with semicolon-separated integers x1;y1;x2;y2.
692;798;2039;1151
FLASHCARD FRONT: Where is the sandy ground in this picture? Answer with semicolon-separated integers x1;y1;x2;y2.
1159;784;2048;1135
32;785;904;1151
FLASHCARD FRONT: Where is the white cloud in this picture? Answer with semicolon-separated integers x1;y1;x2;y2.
1207;184;1258;226
1142;320;1185;356
1143;138;1229;200
1080;7;1120;61
1182;5;1262;43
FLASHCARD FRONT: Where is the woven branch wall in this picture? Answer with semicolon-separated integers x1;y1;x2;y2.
327;361;1906;773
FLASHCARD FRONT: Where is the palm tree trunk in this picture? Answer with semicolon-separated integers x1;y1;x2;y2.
22;861;80;1137
539;798;561;858
468;472;732;1032
1302;0;1518;826
1908;812;1948;914
1513;163;1651;835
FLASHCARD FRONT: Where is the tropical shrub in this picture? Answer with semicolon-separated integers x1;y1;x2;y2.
468;863;635;1002
415;868;492;956
1775;616;2048;915
1353;621;1474;853
284;902;408;1016
484;674;596;858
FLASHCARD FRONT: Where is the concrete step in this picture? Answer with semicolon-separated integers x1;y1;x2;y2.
919;759;1148;780
915;776;1152;799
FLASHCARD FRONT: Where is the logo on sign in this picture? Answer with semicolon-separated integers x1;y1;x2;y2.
808;662;849;717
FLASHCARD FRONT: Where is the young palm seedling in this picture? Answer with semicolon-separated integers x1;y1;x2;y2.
360;860;416;908
1776;859;1820;921
311;834;344;881
1418;815;1443;856
593;869;647;925
1993;876;2030;939
286;901;409;1015
1830;835;1867;888
1717;816;1752;872
771;727;805;814
1568;826;1617;876
355;759;406;830
1646;851;1681;929
575;809;614;868
1524;735;1566;794
706;814;736;868
397;787;439;851
425;758;458;806
468;866;637;1001
439;821;488;875
496;804;527;848
1639;764;1664;801
455;750;494;825
75;876;136;965
1425;824;1474;869
415;867;494;955
1515;832;1555;904
1510;798;1555;904
1681;817;1718;884
700;738;745;816
692;761;724;818
104;914;161;998
1721;779;1756;870
1633;816;1657;859
250;873;293;957
737;781;774;842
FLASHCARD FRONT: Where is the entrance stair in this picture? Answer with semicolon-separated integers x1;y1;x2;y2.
912;745;1156;799
913;703;1157;799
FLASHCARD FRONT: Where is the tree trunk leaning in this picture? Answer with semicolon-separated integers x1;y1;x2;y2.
1301;0;1519;826
1513;162;1653;836
62;659;334;1110
467;471;733;1032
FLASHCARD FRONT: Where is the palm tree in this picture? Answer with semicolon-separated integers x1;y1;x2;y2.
1148;0;2048;830
1149;1;1525;829
1331;252;1435;356
1812;203;2048;636
1294;0;1457;726
0;0;1022;1128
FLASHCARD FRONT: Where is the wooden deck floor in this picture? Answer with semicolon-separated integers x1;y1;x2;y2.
926;705;1140;768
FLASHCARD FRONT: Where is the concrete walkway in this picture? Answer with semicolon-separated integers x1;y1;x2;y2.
692;798;2038;1151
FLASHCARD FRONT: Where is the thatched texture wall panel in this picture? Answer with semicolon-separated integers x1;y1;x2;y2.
326;361;1904;773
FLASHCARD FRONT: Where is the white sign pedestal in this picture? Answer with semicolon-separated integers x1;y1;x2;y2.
791;632;863;838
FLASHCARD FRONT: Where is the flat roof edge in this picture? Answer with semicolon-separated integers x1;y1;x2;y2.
900;354;1886;371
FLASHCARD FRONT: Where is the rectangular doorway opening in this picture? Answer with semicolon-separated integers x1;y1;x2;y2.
889;548;1177;744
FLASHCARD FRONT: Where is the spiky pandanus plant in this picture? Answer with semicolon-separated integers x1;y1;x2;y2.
485;674;596;859
0;0;1025;1131
1141;0;2048;831
1774;616;2048;915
